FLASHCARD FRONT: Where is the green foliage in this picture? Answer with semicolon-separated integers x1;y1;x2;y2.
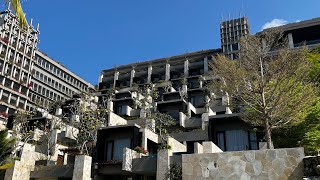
133;146;148;154
210;30;317;148
273;98;320;155
300;99;320;155
164;164;182;180
5;0;28;28
157;144;172;150
307;47;320;85
0;162;13;170
0;130;16;166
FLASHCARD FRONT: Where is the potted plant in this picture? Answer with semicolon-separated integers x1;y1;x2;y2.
133;146;148;155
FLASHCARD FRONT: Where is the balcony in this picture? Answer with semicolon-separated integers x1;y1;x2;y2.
122;148;156;174
59;125;79;141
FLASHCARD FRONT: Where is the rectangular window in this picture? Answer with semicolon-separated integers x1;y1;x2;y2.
217;132;226;151
249;132;258;150
104;138;131;161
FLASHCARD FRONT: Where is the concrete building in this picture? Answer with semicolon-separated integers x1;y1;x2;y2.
30;50;95;109
94;16;320;179
262;17;320;49
95;49;262;179
0;8;39;129
0;8;94;131
220;17;250;60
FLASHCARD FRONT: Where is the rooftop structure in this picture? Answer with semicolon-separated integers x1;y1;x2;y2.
220;17;250;60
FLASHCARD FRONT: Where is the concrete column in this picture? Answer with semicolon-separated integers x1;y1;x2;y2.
156;149;170;180
8;93;11;104
24;100;27;110
98;74;103;83
202;141;223;153
130;69;135;87
113;71;119;88
288;33;294;48
72;155;92;180
147;65;152;83
1;76;4;85
194;142;203;154
20;143;36;166
165;63;170;81
107;98;113;112
184;60;189;77
4;161;31;180
204;57;208;73
0;89;3;100
16;97;19;107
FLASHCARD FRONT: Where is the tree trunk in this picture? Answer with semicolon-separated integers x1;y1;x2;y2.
265;119;274;149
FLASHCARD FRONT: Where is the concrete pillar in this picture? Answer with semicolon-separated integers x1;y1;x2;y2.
156;149;170;180
130;69;135;87
113;71;119;88
98;74;103;83
16;97;19;107
20;143;36;166
4;161;31;180
107;98;113;112
194;142;203;154
165;63;170;81
288;33;294;48
8;93;11;104
1;76;4;85
202;141;223;153
204;57;208;73
23;100;27;110
72;155;92;180
147;65;152;83
184;60;189;77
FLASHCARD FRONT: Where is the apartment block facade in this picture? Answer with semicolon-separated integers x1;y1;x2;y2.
0;9;39;127
94;16;320;179
31;50;94;108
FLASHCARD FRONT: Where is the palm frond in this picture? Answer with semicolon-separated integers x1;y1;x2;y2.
5;0;28;28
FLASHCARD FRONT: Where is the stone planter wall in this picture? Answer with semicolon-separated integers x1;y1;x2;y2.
182;148;305;179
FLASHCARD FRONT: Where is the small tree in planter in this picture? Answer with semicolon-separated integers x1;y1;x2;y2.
61;92;108;155
12;100;62;164
133;84;176;149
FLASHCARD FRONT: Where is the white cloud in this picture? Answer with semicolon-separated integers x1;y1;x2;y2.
261;19;288;30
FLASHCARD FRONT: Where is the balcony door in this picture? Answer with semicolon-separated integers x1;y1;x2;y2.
105;138;131;161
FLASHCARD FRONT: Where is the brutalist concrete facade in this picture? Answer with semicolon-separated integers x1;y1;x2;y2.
0;8;39;128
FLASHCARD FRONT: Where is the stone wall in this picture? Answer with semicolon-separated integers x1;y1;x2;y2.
182;148;304;179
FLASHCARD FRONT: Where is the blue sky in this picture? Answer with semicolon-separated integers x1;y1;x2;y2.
15;0;320;85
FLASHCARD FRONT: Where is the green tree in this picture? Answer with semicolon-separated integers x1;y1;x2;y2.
62;92;106;155
211;30;317;149
307;47;320;84
133;83;176;147
0;130;15;165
